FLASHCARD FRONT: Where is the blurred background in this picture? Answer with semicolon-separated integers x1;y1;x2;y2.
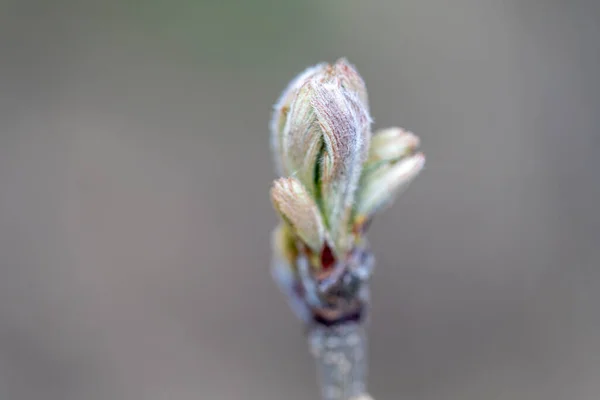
1;0;599;399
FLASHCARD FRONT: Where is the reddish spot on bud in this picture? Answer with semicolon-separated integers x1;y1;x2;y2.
320;243;336;270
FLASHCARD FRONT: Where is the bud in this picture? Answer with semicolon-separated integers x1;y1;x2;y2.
355;152;425;219
270;59;371;256
366;127;420;165
308;79;370;251
271;63;327;176
279;80;327;195
271;177;326;253
269;58;424;268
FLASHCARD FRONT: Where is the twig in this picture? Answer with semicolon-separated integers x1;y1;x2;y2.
269;58;424;400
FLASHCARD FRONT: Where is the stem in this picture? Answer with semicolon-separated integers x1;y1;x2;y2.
306;244;375;400
273;242;375;400
309;321;371;400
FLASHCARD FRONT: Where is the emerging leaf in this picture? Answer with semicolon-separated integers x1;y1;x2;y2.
270;63;327;176
366;127;420;166
271;177;326;253
281;81;326;195
356;152;425;219
310;79;371;253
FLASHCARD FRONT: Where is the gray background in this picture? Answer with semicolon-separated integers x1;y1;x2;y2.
1;1;599;399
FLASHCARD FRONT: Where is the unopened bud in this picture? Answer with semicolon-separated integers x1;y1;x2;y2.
366;127;420;165
271;63;327;177
356;152;425;219
269;58;424;267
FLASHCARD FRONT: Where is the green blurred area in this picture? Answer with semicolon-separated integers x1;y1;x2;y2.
71;0;338;70
128;0;332;66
